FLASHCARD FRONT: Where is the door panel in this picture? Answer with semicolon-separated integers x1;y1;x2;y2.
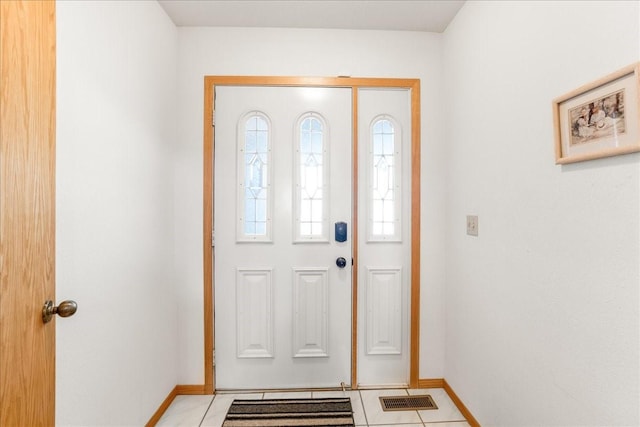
214;86;352;389
357;88;412;386
0;0;56;424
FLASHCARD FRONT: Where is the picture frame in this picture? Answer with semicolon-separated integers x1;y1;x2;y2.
553;62;640;164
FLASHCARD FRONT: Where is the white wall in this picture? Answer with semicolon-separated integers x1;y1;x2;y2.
174;27;447;383
56;1;178;425
54;2;639;424
443;1;639;425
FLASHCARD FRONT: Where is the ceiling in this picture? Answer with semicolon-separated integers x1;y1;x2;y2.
158;0;466;33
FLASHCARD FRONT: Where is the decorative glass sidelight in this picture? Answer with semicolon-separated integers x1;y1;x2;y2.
295;113;329;242
369;117;401;241
238;112;272;242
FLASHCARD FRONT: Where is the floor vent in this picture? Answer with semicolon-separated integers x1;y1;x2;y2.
379;395;438;411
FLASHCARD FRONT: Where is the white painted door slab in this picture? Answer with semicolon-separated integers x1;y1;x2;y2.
357;88;412;386
214;86;352;389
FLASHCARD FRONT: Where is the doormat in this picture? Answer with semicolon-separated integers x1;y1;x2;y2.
223;397;354;426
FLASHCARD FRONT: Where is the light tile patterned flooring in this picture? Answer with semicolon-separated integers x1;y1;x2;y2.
156;388;470;426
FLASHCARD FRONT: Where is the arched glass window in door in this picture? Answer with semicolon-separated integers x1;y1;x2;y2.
237;112;272;242
369;116;401;241
294;113;329;242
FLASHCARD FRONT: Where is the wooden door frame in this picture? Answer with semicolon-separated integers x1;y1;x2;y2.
202;76;420;393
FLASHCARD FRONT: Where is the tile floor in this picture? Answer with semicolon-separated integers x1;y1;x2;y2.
156;388;470;426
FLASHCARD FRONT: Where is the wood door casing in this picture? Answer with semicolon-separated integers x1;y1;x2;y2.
203;77;421;390
0;0;56;425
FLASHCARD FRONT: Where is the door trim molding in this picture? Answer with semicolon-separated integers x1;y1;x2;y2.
203;76;421;392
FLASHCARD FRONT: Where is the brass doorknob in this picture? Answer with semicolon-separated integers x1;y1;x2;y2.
42;300;77;324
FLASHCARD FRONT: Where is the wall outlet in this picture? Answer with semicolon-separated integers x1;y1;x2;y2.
466;215;478;236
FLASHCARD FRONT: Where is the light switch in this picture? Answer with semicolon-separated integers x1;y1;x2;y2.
466;215;478;236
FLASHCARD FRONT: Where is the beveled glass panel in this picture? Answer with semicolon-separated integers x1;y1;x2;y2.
296;115;328;240
240;114;270;239
371;118;398;239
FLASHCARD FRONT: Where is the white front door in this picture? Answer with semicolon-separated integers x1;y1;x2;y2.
214;86;352;389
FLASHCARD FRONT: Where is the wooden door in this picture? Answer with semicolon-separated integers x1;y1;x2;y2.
0;0;57;425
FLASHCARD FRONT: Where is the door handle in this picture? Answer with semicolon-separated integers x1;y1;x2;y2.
42;300;77;324
336;257;347;269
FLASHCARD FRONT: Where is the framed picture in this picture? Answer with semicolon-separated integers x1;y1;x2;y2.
553;62;640;164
